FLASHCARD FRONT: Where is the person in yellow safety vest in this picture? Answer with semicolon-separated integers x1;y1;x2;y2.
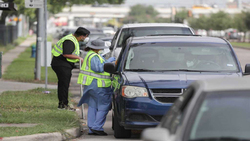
51;27;90;111
77;39;116;136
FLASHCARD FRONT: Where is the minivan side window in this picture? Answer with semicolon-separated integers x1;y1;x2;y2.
115;40;129;72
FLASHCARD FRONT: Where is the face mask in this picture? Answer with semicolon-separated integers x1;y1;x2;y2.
98;50;104;54
83;37;89;44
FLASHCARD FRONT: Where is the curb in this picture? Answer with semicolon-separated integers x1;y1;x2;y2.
1;127;81;141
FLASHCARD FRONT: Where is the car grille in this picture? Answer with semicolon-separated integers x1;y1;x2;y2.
128;113;163;122
150;88;184;103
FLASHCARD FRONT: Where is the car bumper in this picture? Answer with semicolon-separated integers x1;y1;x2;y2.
120;97;173;130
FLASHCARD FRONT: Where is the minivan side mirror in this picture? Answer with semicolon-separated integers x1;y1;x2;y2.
141;127;171;141
104;63;116;74
109;45;114;51
105;41;111;47
244;64;250;75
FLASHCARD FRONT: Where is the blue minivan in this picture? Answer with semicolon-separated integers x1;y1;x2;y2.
104;36;250;138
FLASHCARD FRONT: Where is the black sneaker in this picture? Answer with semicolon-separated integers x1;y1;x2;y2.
58;104;65;110
88;133;97;135
64;105;76;111
90;129;108;136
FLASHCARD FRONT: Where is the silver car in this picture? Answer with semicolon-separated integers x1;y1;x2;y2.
142;76;250;141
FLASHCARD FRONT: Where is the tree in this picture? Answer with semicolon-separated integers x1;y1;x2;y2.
188;11;233;31
0;0;124;25
188;15;210;30
174;9;188;23
123;4;159;23
241;10;250;42
208;11;233;30
231;13;247;42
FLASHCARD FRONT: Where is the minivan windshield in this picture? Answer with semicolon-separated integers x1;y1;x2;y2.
124;42;239;72
117;27;193;47
189;91;250;140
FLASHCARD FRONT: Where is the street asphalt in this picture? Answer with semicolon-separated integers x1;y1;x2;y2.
0;36;85;141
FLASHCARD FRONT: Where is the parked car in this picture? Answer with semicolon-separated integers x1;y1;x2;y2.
224;28;241;40
58;26;77;39
142;77;250;141
102;26;116;35
106;23;195;59
79;31;107;50
104;35;250;138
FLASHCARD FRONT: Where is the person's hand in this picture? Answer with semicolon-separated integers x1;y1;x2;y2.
107;57;116;63
80;58;84;64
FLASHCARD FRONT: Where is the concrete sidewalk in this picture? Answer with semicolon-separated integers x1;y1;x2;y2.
0;36;57;95
0;36;81;141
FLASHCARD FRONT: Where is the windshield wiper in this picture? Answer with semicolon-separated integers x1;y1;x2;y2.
190;137;250;141
155;69;224;72
125;69;155;72
147;34;197;36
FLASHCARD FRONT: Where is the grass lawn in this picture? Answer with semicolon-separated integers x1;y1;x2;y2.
0;88;79;137
230;42;250;49
2;45;58;84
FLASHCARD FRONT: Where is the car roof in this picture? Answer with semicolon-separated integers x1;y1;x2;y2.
98;36;113;40
122;23;191;28
128;36;228;44
193;77;250;92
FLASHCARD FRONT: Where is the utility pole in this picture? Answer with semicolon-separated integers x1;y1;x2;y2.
25;0;44;81
44;0;48;90
35;8;43;80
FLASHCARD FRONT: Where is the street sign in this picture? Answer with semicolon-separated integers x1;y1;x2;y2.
0;2;17;11
25;0;43;8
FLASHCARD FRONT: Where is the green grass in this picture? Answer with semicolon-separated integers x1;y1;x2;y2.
2;46;57;84
0;36;27;54
231;42;250;49
0;88;79;137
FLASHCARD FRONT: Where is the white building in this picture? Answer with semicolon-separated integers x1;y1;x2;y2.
54;4;244;28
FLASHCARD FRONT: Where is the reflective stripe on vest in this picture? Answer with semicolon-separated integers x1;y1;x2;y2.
80;70;111;79
85;53;95;70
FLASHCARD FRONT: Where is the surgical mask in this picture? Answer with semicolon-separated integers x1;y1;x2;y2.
83;37;89;44
98;50;104;54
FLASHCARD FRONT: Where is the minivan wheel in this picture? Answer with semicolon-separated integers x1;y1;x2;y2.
114;115;131;138
112;114;114;130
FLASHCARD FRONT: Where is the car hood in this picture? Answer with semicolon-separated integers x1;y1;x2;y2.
123;72;241;89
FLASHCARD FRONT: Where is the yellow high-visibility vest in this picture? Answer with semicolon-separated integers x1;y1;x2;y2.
78;50;111;87
51;34;79;63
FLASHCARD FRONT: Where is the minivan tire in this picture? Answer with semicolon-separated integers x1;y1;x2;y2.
114;115;131;138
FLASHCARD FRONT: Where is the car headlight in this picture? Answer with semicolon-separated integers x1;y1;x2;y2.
122;86;148;98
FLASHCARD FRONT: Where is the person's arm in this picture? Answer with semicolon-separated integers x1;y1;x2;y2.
90;56;104;73
63;54;83;64
62;40;83;63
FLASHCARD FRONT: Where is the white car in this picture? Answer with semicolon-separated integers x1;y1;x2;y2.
102;26;116;35
106;23;195;59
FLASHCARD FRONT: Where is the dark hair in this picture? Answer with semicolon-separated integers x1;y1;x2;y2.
74;27;90;37
84;47;99;52
84;47;91;51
